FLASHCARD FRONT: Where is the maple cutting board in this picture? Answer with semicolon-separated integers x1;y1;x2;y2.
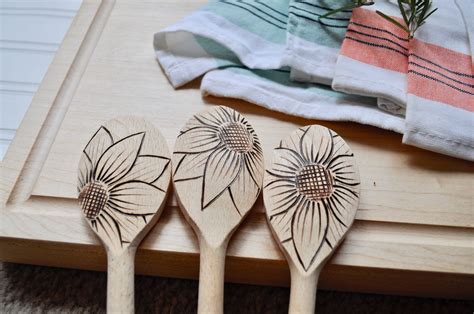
1;0;473;299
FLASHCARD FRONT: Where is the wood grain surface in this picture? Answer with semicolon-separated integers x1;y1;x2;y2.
77;117;171;313
0;0;473;299
172;106;264;313
264;125;360;313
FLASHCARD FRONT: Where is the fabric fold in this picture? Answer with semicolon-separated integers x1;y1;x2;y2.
153;0;402;132
283;0;352;85
332;1;408;109
403;0;474;160
153;0;473;160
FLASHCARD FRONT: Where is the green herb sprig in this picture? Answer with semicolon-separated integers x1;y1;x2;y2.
319;0;438;40
375;0;437;39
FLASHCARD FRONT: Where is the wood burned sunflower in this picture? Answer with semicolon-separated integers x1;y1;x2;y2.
173;106;264;215
77;126;170;249
264;125;360;271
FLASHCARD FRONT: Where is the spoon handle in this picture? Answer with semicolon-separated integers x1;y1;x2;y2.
107;247;136;314
198;237;228;314
289;265;320;314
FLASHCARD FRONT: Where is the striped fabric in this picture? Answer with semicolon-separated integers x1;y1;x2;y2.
332;0;408;115
284;0;352;85
0;0;81;160
154;0;404;132
403;0;473;160
154;0;473;160
333;0;473;160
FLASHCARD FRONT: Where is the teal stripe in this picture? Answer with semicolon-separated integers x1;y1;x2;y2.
288;0;353;48
201;0;288;44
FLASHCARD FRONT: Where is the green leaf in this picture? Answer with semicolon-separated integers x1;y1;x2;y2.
376;10;410;34
318;3;357;20
398;0;410;26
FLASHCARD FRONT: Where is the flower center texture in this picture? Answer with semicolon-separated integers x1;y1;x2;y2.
219;122;253;153
79;181;109;220
296;164;334;201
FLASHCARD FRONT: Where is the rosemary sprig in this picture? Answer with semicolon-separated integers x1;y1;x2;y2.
318;0;437;40
376;0;437;39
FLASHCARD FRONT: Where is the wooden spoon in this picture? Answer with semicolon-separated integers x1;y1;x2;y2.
77;117;171;313
172;106;264;313
263;125;360;313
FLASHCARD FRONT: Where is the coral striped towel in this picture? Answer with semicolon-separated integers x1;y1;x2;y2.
332;0;408;114
333;0;473;160
403;0;474;160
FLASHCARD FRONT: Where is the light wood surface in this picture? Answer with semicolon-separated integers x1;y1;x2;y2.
77;117;171;313
264;125;360;313
0;0;473;299
172;106;264;313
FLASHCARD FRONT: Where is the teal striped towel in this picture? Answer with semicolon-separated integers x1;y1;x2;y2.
285;0;353;85
153;0;405;132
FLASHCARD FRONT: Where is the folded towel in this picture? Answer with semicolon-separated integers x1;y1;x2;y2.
332;1;408;113
333;0;473;160
283;0;352;85
153;0;472;160
153;0;404;132
403;0;474;160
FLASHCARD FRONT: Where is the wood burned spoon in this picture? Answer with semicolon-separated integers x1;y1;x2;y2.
77;117;171;313
264;125;360;313
172;106;264;313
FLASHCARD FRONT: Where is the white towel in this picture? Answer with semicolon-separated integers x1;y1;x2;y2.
332;0;408;113
402;0;474;160
153;0;473;160
283;0;352;85
154;1;404;133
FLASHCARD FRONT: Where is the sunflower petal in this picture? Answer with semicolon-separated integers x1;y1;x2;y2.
95;211;122;250
108;181;162;216
228;154;263;215
176;124;221;154
172;150;213;182
84;126;114;167
268;195;302;241
104;206;142;244
300;126;336;165
95;132;144;184
292;201;328;271
114;155;169;186
202;147;241;209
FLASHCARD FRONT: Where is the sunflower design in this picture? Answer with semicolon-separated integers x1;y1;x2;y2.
77;123;170;251
173;106;264;215
264;125;360;271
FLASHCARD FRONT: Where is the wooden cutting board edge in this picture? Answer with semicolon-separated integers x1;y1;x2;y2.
0;0;473;299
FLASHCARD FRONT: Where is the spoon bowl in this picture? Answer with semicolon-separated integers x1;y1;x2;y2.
77;117;171;313
264;125;360;313
172;106;264;313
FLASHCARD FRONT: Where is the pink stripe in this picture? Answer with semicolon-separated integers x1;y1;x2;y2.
340;8;408;73
408;39;474;111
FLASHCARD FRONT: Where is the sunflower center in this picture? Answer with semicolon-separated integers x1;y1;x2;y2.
79;181;109;220
296;164;334;201
219;122;253;153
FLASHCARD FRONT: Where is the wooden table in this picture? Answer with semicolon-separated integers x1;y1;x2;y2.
1;0;473;299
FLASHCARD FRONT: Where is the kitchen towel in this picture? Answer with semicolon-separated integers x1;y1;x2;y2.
153;0;472;160
333;0;473;160
283;0;352;85
403;0;474;160
332;0;408;114
153;0;404;132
